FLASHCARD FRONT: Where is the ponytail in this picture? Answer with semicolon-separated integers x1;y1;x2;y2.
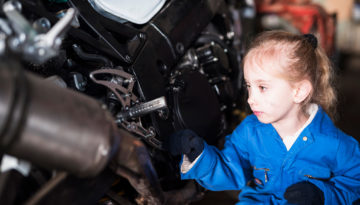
311;48;337;119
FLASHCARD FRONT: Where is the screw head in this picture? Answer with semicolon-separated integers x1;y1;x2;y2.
176;42;184;54
139;33;146;39
125;55;131;62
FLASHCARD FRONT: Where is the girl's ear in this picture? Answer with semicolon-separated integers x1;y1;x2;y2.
293;80;312;104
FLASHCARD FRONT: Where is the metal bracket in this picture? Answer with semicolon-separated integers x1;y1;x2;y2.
89;68;138;108
90;68;164;149
3;1;77;63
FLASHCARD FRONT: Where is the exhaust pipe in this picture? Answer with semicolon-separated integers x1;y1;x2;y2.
0;60;117;177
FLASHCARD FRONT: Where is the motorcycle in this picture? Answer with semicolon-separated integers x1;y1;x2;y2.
0;0;248;204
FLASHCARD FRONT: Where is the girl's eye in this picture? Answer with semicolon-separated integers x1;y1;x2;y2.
259;86;267;91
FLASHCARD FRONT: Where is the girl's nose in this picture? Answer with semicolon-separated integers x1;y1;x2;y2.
247;91;255;106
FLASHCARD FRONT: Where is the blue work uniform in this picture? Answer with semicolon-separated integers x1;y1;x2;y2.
181;106;360;204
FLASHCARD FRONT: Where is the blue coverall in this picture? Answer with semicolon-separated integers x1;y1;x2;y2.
181;106;360;204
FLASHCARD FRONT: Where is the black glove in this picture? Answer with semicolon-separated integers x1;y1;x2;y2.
167;129;204;162
284;181;324;205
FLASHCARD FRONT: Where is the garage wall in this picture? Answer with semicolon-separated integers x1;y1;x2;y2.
314;0;360;53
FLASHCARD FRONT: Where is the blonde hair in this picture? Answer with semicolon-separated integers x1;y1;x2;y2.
244;30;337;119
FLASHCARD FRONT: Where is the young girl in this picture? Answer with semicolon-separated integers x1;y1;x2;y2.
168;30;360;204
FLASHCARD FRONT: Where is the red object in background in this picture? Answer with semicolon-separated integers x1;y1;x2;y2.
256;0;336;56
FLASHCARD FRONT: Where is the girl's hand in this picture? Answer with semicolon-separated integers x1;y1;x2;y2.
284;181;324;205
167;129;204;162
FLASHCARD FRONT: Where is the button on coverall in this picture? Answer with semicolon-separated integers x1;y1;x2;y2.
181;107;360;204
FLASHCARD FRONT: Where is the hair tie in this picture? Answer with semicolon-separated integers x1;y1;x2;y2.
303;34;318;49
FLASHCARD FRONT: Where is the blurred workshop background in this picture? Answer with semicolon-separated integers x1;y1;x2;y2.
192;0;360;203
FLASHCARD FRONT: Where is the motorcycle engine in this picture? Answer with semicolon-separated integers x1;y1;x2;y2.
170;38;238;144
0;0;245;204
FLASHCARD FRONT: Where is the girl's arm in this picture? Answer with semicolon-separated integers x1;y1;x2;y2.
180;119;253;191
307;133;360;204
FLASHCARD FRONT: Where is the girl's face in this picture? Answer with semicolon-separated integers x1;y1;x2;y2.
243;54;301;126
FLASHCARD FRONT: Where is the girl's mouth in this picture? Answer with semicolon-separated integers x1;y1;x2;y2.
253;111;263;116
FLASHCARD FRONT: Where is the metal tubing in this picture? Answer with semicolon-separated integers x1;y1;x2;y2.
0;61;117;177
112;128;202;205
112;128;165;205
